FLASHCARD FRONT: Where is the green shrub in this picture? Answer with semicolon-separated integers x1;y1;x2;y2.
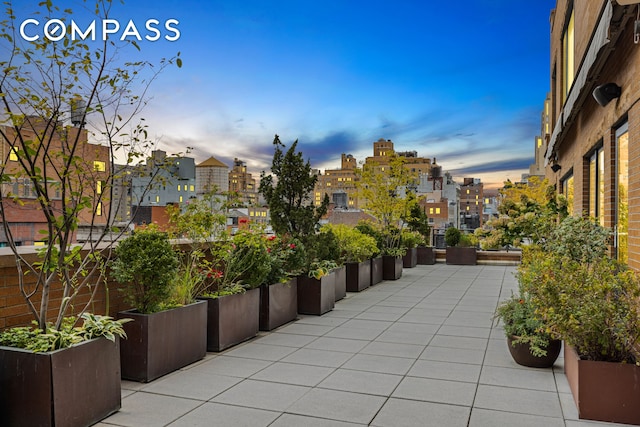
323;224;378;263
111;228;180;314
400;229;422;249
444;227;461;247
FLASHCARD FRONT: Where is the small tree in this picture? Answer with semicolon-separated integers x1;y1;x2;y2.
259;135;329;242
355;155;418;254
406;203;431;246
0;0;180;331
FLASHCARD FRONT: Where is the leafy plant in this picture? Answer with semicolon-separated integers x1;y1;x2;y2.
110;228;180;314
323;224;378;263
406;204;431;246
444;227;461;247
400;229;422;249
307;260;338;280
264;234;306;284
0;314;129;353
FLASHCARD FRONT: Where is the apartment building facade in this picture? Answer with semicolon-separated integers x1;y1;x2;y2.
544;0;639;268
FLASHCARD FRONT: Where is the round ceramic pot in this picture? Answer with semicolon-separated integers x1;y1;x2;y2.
506;335;561;368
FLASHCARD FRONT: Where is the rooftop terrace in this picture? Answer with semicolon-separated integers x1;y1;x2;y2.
99;264;630;427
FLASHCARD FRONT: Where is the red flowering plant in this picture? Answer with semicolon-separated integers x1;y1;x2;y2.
264;234;306;285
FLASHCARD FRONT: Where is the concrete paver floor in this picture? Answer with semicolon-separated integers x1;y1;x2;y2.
99;264;634;427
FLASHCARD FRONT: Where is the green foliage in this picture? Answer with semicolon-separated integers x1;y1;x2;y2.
259;135;329;239
444;227;461;247
264;234;306;284
307;260;339;280
322;224;378;263
494;292;553;357
406;204;431;246
110;228;180;314
304;226;341;269
543;216;610;262
0;314;129;353
400;229;422;249
355;221;383;256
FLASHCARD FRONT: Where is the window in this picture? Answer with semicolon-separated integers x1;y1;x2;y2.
588;146;604;225
435;207;441;214
190;185;194;192
178;185;181;191
561;172;574;214
616;123;629;263
563;7;575;101
9;147;18;161
95;202;102;216
155;195;160;203
179;196;183;202
93;160;106;172
429;208;434;214
96;180;103;195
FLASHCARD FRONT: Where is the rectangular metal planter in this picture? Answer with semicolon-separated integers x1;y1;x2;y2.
564;344;640;425
297;272;335;315
445;247;477;265
334;266;347;301
402;247;418;268
119;300;207;382
416;246;435;265
382;255;403;280
259;279;298;331
346;260;371;292
370;256;384;285
0;338;121;427
201;287;260;352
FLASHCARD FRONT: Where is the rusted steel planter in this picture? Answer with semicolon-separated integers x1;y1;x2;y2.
402;247;418;268
119;300;207;382
333;266;347;301
416;246;435;265
370;256;383;285
297;272;335;315
564;344;640;425
382;255;403;280
346;260;371;292
0;338;121;427
201;287;260;352
259;279;298;331
445;247;477;265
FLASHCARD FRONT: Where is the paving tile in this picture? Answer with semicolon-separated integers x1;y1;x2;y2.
281;348;354;368
250;361;334;387
479;365;557;391
437;325;491;339
474;384;563;418
103;391;202;427
187;355;272;378
317;368;402;396
276;323;335;336
354;310;404;321
408;359;482;383
286;388;386;425
339;318;392;332
361;341;425;358
392;376;477;406
420;346;485;365
269;413;365;427
211;379;310;411
429;335;488;350
324;326;383;341
468;408;564;427
166;402;280;427
374;330;433;345
341;353;414;375
222;342;297;361
253;332;318;348
305;336;370;353
371;398;470;427
140;369;242;400
558;391;579;420
364;305;411;314
295;316;348;327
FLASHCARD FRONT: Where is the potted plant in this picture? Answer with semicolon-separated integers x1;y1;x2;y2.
493;285;560;368
327;224;378;292
200;227;272;351
111;227;207;382
526;216;640;425
401;229;421;268
260;234;305;331
406;204;434;264
444;227;477;265
380;226;404;280
356;221;384;285
297;260;338;315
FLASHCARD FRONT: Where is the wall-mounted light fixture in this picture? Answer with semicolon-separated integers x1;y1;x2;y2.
592;83;622;106
550;163;562;173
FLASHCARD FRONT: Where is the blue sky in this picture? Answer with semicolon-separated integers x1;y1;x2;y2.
15;0;557;188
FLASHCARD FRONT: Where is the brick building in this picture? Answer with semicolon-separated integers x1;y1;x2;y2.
228;158;258;206
459;177;484;230
544;1;639;267
314;153;359;208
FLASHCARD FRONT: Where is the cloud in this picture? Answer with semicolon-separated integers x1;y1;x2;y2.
449;157;532;176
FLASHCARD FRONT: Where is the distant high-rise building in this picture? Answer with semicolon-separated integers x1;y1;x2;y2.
459;177;483;230
314;153;359;208
228;158;258;206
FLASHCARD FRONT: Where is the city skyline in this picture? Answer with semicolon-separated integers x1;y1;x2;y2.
12;0;557;188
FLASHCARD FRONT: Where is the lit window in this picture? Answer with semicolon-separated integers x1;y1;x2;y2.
261;212;266;217
179;196;183;202
93;160;106;172
563;8;575;101
475;201;479;206
96;202;102;216
466;189;469;194
588;146;605;225
326;183;331;187
190;185;194;192
250;211;255;216
435;208;441;214
429;208;434;214
485;198;489;204
9;147;18;161
34;241;46;246
561;173;574;215
96;181;102;195
178;185;181;191
466;206;470;211
155;195;160;203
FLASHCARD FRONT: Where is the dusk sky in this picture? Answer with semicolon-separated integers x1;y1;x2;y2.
15;1;557;188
